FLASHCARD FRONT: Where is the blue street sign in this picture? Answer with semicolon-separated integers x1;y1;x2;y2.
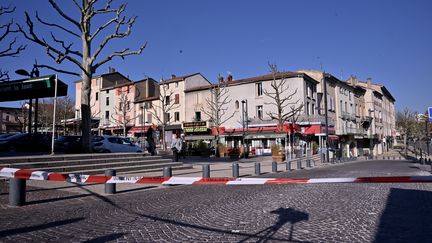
429;107;432;122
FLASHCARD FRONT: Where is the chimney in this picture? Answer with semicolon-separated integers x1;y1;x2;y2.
367;78;372;88
108;67;116;73
227;74;233;82
171;74;176;79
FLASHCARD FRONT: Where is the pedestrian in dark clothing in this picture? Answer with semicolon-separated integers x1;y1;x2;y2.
146;125;156;156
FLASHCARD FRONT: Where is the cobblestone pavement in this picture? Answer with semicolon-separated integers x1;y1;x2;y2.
1;159;432;242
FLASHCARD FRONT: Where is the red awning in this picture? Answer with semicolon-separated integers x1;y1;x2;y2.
129;125;150;133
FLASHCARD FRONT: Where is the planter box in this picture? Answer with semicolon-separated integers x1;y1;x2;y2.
272;155;285;163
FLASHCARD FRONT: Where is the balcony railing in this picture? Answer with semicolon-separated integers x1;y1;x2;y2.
298;114;335;126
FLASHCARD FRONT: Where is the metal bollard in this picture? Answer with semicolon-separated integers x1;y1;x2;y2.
232;163;239;178
105;169;116;194
286;161;291;171
163;166;172;177
254;162;261;175
202;164;210;178
272;161;277;172
9;178;26;206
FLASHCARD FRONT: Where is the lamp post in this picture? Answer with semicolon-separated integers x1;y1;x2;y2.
425;110;430;156
241;100;246;158
368;109;375;156
141;103;146;149
50;74;58;155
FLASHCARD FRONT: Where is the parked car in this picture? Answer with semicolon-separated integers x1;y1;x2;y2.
92;135;143;153
0;133;51;152
55;135;82;153
0;133;16;139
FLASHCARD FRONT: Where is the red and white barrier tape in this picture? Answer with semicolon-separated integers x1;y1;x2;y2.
1;167;432;185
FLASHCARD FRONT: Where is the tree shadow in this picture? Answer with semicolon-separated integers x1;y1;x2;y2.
0;217;84;238
83;233;125;242
239;207;310;243
374;188;432;242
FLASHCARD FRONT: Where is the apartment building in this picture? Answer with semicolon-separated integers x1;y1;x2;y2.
347;76;396;155
0;106;26;133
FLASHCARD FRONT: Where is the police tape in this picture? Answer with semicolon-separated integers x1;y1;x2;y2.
1;167;432;185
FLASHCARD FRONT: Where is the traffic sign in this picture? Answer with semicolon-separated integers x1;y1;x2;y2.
429;107;432;122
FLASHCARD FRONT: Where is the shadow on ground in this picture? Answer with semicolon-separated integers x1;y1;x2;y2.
374;188;432;242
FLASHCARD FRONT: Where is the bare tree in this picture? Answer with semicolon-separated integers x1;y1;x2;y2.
149;82;180;150
200;75;236;153
57;96;75;135
264;63;304;132
0;5;26;81
396;107;421;156
110;88;135;136
18;0;146;151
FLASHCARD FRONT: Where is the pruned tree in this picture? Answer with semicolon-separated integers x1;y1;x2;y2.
110;87;135;136
200;75;236;153
57;96;75;135
264;63;304;132
396;107;421;156
149;82;180;150
18;0;146;152
0;5;26;81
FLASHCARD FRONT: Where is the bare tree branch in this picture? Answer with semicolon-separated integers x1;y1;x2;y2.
36;64;81;76
36;12;80;38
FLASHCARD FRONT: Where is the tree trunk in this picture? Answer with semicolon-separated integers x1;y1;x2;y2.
162;125;166;150
123;125;126;137
81;72;92;152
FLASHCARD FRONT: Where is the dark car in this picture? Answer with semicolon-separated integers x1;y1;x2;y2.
0;133;52;152
55;135;82;153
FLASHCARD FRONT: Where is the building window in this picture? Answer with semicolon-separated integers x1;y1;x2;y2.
127;86;130;93
96;92;99;101
165;96;170;105
256;105;263;119
340;100;343;112
127;101;130;110
164;113;170;122
175;94;179;104
106;90;109;94
345;102;348;113
306;102;310;115
106;97;109;106
175;82;178;88
195;111;201;121
235;100;239;110
312;103;315;115
147;114;152;124
105;110;109;119
256;83;263;96
175;112;180;122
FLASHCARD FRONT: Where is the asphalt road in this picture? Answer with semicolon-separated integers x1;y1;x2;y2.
1;159;432;242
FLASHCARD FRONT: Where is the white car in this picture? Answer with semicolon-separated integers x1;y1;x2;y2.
92;136;143;153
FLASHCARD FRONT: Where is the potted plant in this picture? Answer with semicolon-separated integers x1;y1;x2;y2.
228;147;240;159
217;143;227;157
271;144;285;163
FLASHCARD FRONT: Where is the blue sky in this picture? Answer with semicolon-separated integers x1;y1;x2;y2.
1;0;432;112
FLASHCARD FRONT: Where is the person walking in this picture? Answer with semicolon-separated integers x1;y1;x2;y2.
171;133;182;162
146;124;156;156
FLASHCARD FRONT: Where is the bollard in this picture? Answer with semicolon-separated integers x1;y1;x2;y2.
105;169;116;195
202;164;210;178
163;166;172;177
254;162;261;175
272;161;278;172
286;161;291;171
232;163;239;178
9;178;26;206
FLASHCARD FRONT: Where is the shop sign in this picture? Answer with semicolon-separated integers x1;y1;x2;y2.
184;127;207;132
183;121;207;128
